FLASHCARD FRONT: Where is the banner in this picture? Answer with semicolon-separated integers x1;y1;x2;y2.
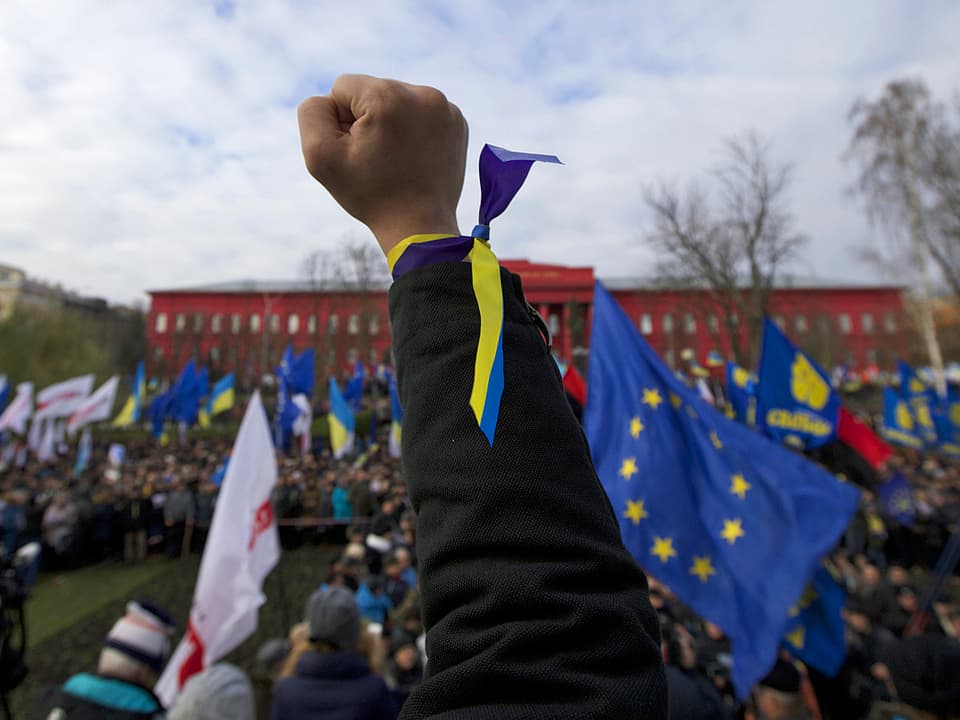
156;391;280;707
35;375;95;420
0;382;34;435
67;376;119;434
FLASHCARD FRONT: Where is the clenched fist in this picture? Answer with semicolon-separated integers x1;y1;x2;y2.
298;74;469;257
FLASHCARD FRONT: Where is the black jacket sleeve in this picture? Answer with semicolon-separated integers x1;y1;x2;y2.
389;263;666;719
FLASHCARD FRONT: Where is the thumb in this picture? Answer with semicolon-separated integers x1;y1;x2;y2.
298;95;351;184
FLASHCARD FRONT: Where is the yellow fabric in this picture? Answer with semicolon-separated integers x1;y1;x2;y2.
466;238;503;429
112;395;137;427
210;388;234;416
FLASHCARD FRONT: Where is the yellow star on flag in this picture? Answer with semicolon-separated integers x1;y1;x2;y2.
690;555;716;583
720;518;745;545
630;416;645;439
642;388;664;410
619;457;639;481
669;393;683;410
729;473;751;500
785;625;805;649
710;431;723;449
651;536;677;563
623;498;648;525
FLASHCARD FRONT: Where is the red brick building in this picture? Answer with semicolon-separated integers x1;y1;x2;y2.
146;260;908;385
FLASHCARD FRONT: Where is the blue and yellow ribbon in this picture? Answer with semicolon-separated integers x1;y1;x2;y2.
387;144;561;445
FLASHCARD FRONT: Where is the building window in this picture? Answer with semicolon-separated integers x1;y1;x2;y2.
348;314;359;335
250;314;260;333
211;314;222;334
794;314;808;334
707;314;718;334
231;313;241;334
175;313;186;332
308;314;317;335
865;349;877;366
838;314;852;335
684;314;696;335
329;314;339;334
155;313;168;334
288;314;299;334
664;349;675;368
193;313;204;333
347;347;357;364
884;312;897;334
662;314;674;333
639;313;652;335
270;314;280;334
210;346;220;364
862;312;874;334
369;315;379;335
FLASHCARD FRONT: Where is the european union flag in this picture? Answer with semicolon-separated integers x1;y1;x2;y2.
584;282;859;698
149;391;174;438
880;387;924;450
170;360;208;425
726;362;758;427
276;346;315;447
782;567;847;677
877;472;915;526
343;361;365;412
758;318;839;448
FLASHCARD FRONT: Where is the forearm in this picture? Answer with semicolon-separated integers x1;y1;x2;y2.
390;262;666;719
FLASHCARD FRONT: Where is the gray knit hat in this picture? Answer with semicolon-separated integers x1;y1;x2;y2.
306;587;360;651
168;663;254;720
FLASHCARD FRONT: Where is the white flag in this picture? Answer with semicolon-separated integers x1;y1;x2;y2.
35;375;94;420
0;382;34;435
156;391;280;707
67;376;119;434
38;417;56;463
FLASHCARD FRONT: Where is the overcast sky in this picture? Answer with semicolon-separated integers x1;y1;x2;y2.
1;1;957;305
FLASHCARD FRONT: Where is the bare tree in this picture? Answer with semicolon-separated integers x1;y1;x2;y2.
845;78;957;393
645;131;806;367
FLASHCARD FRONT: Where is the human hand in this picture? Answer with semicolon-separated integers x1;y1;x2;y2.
298;74;468;257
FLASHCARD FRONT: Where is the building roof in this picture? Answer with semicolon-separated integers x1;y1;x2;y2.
600;275;907;292
148;278;391;295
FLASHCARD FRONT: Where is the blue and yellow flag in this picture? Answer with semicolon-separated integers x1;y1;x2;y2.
199;373;235;428
881;387;924;449
388;374;403;460
726;362;758;427
757;318;839;448
898;362;938;446
782;567;848;677
877;472;915;526
706;350;725;368
584;283;859;698
328;377;355;459
112;361;145;428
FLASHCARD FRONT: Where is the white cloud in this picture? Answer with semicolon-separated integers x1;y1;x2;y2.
0;0;956;304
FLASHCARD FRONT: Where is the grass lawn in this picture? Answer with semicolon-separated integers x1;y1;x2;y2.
27;559;172;648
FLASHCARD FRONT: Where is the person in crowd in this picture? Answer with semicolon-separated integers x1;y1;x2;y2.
252;639;291;720
168;663;255;720
42;491;78;570
117;484;151;563
330;478;353;522
192;480;217;553
383;632;423;710
749;660;813;720
2;488;27;556
663;620;733;720
38;600;174;719
163;477;194;559
271;586;397;719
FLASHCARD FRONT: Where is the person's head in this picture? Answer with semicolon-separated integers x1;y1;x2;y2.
383;554;401;579
255;639;291;682
860;563;881;587
394;547;412;571
168;663;254;720
389;633;420;673
306;587;360;652
843;603;873;636
98;601;175;688
887;564;909;587
897;586;919;613
754;660;807;720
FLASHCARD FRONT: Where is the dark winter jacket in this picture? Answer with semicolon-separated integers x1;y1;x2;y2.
270;651;396;720
389;263;666;719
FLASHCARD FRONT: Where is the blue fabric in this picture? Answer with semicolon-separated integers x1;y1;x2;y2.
782;567;848;677
877;472;915;526
757;318;839;448
148;391;174;439
584;282;860;698
725;362;757;427
343;361;365;412
355;582;393;624
271;651;396;720
898;361;939;446
0;376;9;415
62;673;161;714
331;487;352;520
881;387;925;449
276;345;315;447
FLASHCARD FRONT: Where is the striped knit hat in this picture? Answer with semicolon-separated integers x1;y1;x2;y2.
103;600;175;673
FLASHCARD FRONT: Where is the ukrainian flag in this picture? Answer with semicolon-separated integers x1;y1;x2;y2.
112;361;145;428
199;374;235;428
388;375;403;459
328;378;355;459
